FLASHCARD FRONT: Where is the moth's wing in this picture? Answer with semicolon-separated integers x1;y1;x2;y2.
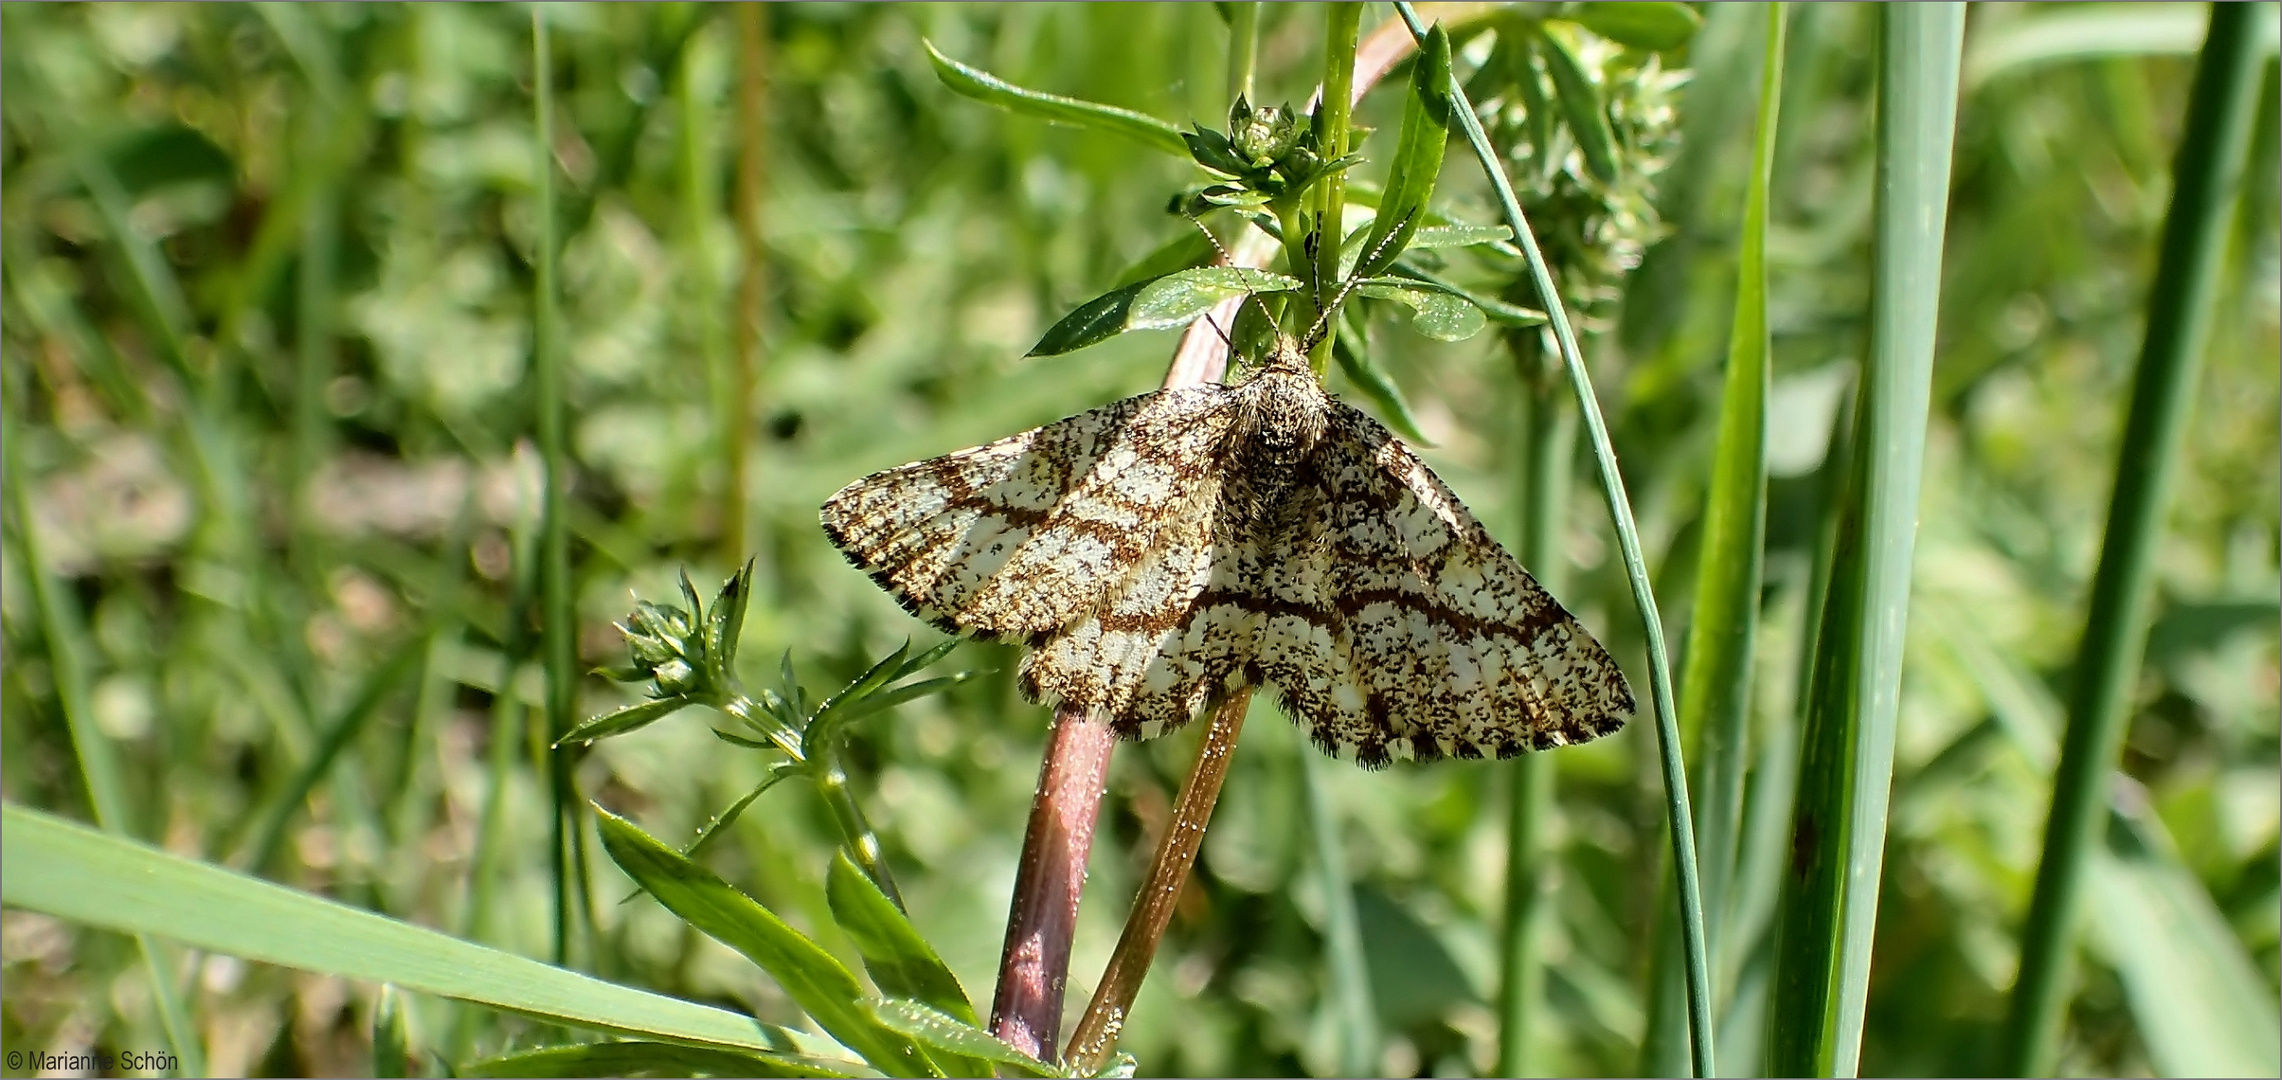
1255;405;1633;767
819;384;1233;637
1020;517;1262;738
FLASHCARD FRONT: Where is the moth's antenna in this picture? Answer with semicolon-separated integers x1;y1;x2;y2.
1299;207;1416;354
1185;213;1280;364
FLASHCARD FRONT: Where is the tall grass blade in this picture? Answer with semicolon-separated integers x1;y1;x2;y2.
1393;3;1716;1072
1644;5;1785;1067
1;803;843;1061
529;8;587;970
1766;7;1962;1074
1301;745;1377;1076
1495;338;1576;1078
2000;6;2269;1072
2;417;205;1077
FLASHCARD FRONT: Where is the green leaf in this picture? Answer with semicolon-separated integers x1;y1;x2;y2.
1643;6;1783;1071
593;807;935;1077
827;855;976;1023
1384;264;1546;326
2001;7;2272;1073
817;641;913;720
460;1042;859;1078
1536;24;1620;185
1506;31;1558;184
1356;279;1487;341
1027;282;1147;357
555;696;691;748
827;856;988;1078
1110;230;1219;289
889;639;963;683
1768;8;1963;1075
1561;2;1704;54
374;984;411;1079
1030;267;1300;357
1406;223;1513;250
0;804;841;1061
823;673;984;729
1353;23;1453;278
1128;267;1302;330
867;999;1058;1079
1330;313;1434;446
686;767;802;861
2091;813;2282;1078
711;562;756;677
924;41;1186;158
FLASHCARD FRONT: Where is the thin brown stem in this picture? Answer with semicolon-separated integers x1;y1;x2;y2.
989;705;1120;1060
1063;688;1253;1073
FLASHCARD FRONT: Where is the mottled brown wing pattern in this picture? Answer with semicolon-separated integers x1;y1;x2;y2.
1254;404;1633;767
819;384;1233;638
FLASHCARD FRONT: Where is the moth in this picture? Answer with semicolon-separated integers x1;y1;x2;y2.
819;322;1632;767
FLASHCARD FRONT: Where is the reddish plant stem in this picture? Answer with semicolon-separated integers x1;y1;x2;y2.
990;240;1251;1062
990;704;1120;1059
1064;689;1253;1073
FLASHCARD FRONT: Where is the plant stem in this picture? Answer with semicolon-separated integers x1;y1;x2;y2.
1392;2;1716;1072
1767;7;1962;1074
988;704;1120;1062
1310;2;1364;365
813;749;904;911
2001;6;2265;1074
1496;332;1575;1078
1064;689;1253;1074
730;2;770;565
531;6;584;970
1225;2;1259;102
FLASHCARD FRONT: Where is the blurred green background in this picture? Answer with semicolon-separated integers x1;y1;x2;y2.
1;3;2275;1076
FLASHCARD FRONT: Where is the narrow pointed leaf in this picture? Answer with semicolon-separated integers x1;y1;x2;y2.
1406;223;1513;250
1029;282;1148;357
1561;2;1704;54
1356;280;1487;341
827;857;989;1078
867;999;1057;1079
594;808;935;1077
1537;24;1620;185
374;984;411;1079
555;696;691;747
1355;24;1454;278
824;673;984;728
0;804;838;1059
460;1042;859;1079
925;41;1186;157
1128;267;1302;330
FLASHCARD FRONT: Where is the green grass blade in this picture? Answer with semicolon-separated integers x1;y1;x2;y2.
373;984;412;1079
1495;341;1576;1078
1766;7;1963;1075
592;808;935;1077
826;854;976;1020
529;7;589;971
1683;0;1783;965
244;635;427;872
1301;744;1378;1077
0;803;842;1060
1352;23;1451;279
869;999;1053;1079
1393;3;1716;1072
3;416;205;1077
2000;7;2270;1072
461;1042;859;1079
1635;13;1782;1063
923;41;1186;158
